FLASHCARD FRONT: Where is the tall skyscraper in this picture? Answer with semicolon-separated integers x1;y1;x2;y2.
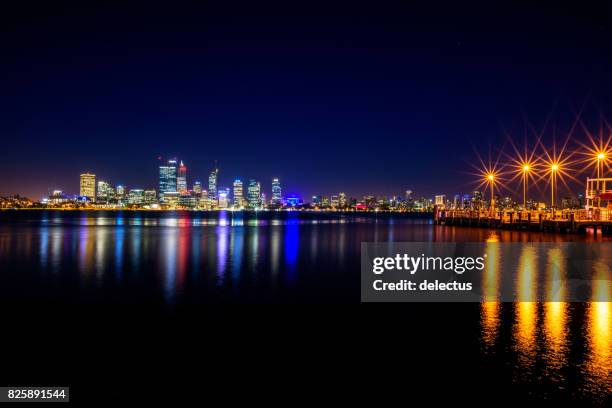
208;167;219;201
247;180;261;209
177;160;187;193
233;179;243;208
80;173;96;201
271;178;282;204
159;159;177;196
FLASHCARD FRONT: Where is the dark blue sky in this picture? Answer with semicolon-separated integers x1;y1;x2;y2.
2;1;611;200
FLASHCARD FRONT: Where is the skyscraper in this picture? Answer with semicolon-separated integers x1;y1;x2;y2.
247;179;261;209
159;159;177;196
177;160;187;193
80;173;96;201
232;179;243;208
271;178;282;204
208;167;219;202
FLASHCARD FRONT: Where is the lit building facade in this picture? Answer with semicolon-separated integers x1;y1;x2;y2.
80;173;96;201
177;160;187;193
159;160;177;197
247;179;261;209
233;179;243;208
96;180;112;203
208;168;218;202
193;181;202;195
271;178;282;204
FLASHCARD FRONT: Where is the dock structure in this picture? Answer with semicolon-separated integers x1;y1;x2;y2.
434;208;612;235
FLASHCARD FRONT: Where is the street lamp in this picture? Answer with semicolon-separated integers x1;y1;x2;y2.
596;152;605;208
522;164;531;210
550;163;559;209
487;173;495;216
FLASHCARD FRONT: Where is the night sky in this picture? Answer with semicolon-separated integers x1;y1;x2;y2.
2;2;612;201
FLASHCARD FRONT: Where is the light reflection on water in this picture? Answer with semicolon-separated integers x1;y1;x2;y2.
0;211;610;400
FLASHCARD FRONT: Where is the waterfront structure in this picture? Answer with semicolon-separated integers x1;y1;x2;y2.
233;179;243;208
208;167;219;203
80;173;96;201
159;160;177;196
116;185;126;199
271;178;282;204
247;180;261;209
177;160;187;193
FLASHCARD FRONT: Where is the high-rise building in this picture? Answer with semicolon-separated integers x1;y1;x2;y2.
232;179;243;208
96;180;112;203
208;167;219;201
218;188;229;209
339;192;347;208
247;180;261;209
193;181;202;195
177;160;187;193
80;173;96;201
116;185;126;198
271;178;282;204
159;159;177;196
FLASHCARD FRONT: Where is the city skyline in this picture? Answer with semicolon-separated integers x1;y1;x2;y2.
3;3;612;201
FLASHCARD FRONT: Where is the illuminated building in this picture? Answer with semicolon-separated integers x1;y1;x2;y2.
159;160;177;196
271;178;282;204
286;195;301;207
80;173;96;202
96;181;112;203
435;195;446;206
178;193;197;209
177;160;187;193
331;195;339;208
144;189;157;204
162;191;180;207
116;185;126;198
193;181;202;195
208;167;219;202
312;195;321;207
128;189;145;205
339;192;347;208
247;179;261;209
233;179;243;208
218;188;229;209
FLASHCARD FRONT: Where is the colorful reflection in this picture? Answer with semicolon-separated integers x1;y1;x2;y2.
583;262;611;397
481;233;501;350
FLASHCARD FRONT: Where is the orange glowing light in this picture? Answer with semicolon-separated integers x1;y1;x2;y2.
551;163;559;171
523;164;530;172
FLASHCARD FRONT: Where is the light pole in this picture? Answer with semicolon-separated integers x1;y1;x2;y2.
550;163;559;210
487;173;495;217
597;152;605;209
522;164;530;210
